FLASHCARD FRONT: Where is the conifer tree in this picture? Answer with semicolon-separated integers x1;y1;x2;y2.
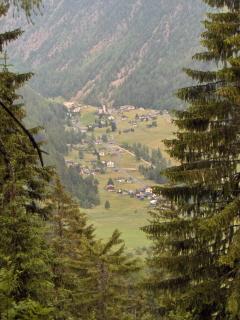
143;0;240;319
49;177;95;319
49;182;141;320
76;229;140;320
105;200;111;210
0;3;55;318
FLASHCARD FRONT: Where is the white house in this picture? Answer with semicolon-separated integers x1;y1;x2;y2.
145;187;153;194
107;161;115;168
150;199;157;206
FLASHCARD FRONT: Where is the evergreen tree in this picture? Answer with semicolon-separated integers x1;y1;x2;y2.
77;230;139;320
107;178;114;186
0;3;55;318
105;200;110;210
143;1;240;319
4;0;42;18
49;177;95;319
79;149;84;159
111;121;117;132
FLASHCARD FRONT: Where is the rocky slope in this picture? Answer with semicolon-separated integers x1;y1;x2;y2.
8;0;206;108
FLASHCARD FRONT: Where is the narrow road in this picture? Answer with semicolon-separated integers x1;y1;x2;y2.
104;142;151;187
116;145;153;167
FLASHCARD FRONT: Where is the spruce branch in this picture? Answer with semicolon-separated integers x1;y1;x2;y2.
0;100;47;166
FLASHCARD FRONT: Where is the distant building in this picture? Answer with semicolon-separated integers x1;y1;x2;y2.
80;127;88;133
150;199;158;206
107;161;115;168
106;184;115;192
64;102;75;110
98;105;110;115
72;107;81;113
120;105;136;111
145;187;153;195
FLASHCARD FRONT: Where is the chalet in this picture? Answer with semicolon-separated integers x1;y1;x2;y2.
72;107;81;113
145;187;153;195
150;199;158;206
98;105;109;115
99;151;105;157
82;168;91;175
64;102;75;110
106;184;115;192
107;161;115;168
80;127;88;133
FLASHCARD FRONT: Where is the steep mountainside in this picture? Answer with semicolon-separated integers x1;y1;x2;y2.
9;0;205;108
22;86;100;208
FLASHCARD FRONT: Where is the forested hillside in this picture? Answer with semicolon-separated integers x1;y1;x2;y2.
7;0;205;108
22;86;100;208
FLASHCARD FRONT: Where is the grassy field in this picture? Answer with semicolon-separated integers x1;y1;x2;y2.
68;106;175;251
85;175;151;252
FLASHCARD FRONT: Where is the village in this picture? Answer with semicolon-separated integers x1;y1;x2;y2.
64;101;171;208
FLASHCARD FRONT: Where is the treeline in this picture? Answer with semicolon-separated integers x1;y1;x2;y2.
122;142;167;165
139;165;166;184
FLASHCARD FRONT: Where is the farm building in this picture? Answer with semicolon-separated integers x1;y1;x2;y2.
107;161;115;168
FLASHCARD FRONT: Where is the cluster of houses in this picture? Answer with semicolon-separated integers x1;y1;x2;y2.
136;111;160;122
65;158;116;176
115;176;134;184
98;105;115;116
105;184;158;206
65;160;95;175
119;105;136;112
64;101;83;116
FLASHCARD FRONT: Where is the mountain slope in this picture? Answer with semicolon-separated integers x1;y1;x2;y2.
9;0;205;108
22;86;100;208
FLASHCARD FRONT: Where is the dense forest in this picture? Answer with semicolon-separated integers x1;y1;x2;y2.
1;0;240;319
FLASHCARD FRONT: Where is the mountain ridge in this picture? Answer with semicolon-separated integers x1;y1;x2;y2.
7;0;206;108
